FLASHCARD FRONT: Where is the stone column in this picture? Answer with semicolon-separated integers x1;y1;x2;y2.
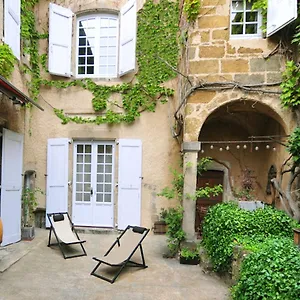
182;142;200;241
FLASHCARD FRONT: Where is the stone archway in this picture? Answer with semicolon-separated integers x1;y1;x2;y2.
182;95;294;241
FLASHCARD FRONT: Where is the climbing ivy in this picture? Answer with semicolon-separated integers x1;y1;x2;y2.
20;0;179;125
0;44;16;79
183;0;201;22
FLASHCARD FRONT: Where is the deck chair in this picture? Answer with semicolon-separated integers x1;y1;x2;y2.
91;225;150;283
47;212;87;259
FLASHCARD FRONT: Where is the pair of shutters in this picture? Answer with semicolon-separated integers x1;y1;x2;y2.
48;0;137;77
46;139;142;230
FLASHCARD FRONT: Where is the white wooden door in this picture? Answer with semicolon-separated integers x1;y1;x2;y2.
0;129;23;245
117;139;142;230
46;138;69;227
72;141;115;227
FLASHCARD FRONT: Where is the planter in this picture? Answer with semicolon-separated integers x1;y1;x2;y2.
238;200;264;211
153;220;167;234
293;228;300;246
180;255;200;265
21;226;35;241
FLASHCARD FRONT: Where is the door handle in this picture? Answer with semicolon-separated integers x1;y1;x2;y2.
90;187;93;195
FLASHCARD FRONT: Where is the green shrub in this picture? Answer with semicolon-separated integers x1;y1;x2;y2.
0;44;16;79
231;237;300;300
202;202;297;272
163;206;186;256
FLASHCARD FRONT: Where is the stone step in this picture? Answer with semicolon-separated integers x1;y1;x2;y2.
74;227;120;235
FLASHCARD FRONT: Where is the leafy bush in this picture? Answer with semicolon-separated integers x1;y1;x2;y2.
231;237;300;300
0;44;16;79
163;206;186;256
202;202;297;272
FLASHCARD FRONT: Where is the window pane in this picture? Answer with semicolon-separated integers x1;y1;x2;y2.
97;174;104;182
76;183;83;192
85;154;91;163
105;174;112;183
78;47;86;55
232;0;243;10
77;164;83;172
84;193;90;202
106;145;112;153
100;37;108;46
108;56;116;65
105;165;112;173
107;66;116;76
246;24;257;34
246;12;257;22
85;164;91;172
77;154;83;163
76;193;82;201
77;145;84;153
98;145;104;153
84;174;91;182
96;194;103;202
104;184;111;192
78;66;85;74
87;66;94;74
106;155;112;163
97;164;104;173
87;57;94;65
232;12;243;23
85;145;91;153
84;184;90;192
78;57;86;65
97;184;104;192
231;24;243;35
76;174;83;182
98;155;104;163
104;194;111;203
79;38;86;46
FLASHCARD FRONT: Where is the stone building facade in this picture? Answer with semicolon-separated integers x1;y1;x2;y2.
179;0;296;239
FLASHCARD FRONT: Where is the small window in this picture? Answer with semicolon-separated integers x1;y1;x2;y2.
230;0;262;38
77;14;119;78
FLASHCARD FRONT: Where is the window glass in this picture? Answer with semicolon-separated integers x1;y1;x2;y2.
231;0;261;37
77;14;118;78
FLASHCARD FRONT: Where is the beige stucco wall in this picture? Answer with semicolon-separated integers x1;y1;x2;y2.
20;0;180;230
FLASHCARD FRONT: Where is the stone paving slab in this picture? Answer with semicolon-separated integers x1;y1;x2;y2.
0;229;229;300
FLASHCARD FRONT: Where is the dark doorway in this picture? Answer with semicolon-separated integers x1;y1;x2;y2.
195;170;224;237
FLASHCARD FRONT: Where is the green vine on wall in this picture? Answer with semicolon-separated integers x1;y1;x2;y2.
20;0;179;125
183;0;201;22
0;44;16;79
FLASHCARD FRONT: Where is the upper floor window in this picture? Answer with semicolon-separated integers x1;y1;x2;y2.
230;0;262;38
77;15;119;78
48;0;136;79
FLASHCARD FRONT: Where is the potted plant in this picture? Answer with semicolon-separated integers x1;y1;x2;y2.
153;208;168;234
179;246;200;265
21;187;43;240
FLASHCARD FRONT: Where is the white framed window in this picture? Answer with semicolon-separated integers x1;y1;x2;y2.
77;14;119;78
230;0;262;38
48;0;136;78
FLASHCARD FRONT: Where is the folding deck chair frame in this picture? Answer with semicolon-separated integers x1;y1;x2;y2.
91;225;150;283
47;212;87;259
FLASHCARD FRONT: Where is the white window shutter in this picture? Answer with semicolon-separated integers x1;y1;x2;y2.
117;139;142;230
119;0;137;76
48;3;73;77
267;0;297;37
4;0;20;59
46;138;69;228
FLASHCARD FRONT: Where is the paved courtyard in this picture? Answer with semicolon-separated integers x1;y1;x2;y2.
0;229;229;300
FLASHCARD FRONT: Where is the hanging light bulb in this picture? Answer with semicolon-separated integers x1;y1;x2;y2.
210;145;214;149
201;149;204;153
236;145;240;149
255;146;259;151
266;144;270;149
243;144;247;149
226;146;230;151
219;147;223;152
272;147;276;151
